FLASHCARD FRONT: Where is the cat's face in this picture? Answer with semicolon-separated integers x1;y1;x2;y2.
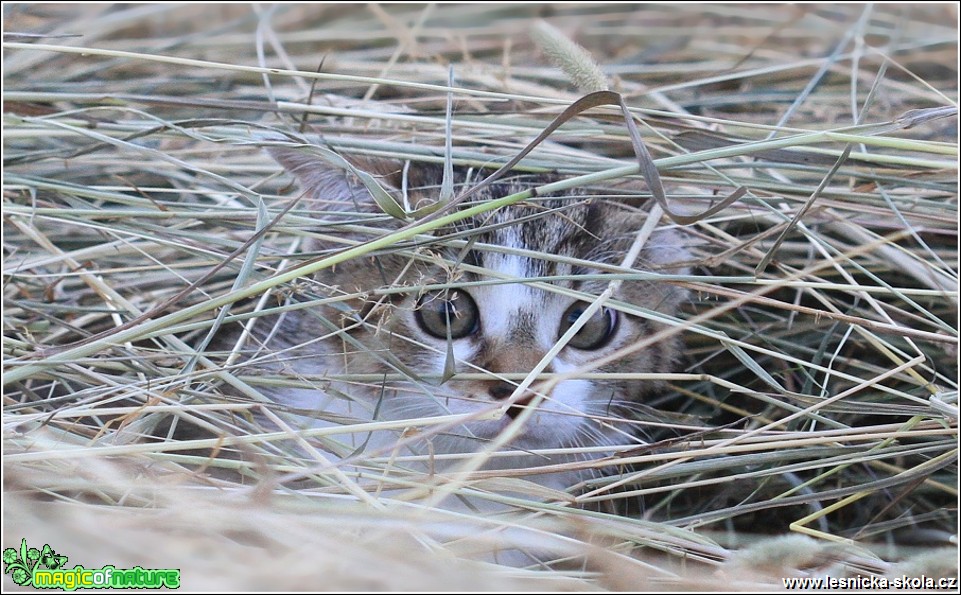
268;148;689;459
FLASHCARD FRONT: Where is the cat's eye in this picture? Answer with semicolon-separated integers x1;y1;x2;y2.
559;303;618;350
415;289;479;340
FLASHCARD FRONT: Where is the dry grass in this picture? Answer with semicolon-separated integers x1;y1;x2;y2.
3;4;958;590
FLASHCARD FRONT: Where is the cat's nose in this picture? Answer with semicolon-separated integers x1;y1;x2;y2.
487;381;515;401
486;382;536;420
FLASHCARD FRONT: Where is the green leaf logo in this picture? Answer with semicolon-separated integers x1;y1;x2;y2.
3;538;34;586
3;539;69;586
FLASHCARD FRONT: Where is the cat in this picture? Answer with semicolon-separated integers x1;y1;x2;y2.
217;146;690;501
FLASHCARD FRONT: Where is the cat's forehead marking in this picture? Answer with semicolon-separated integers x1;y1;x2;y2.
480;252;540;340
464;209;583;345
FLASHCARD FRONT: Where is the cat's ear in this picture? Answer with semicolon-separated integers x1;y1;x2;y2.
586;201;691;276
267;146;412;216
646;228;692;277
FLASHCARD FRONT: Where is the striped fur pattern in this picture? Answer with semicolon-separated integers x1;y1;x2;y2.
234;148;690;491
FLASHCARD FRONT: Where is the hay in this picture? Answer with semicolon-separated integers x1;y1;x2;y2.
4;4;957;590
